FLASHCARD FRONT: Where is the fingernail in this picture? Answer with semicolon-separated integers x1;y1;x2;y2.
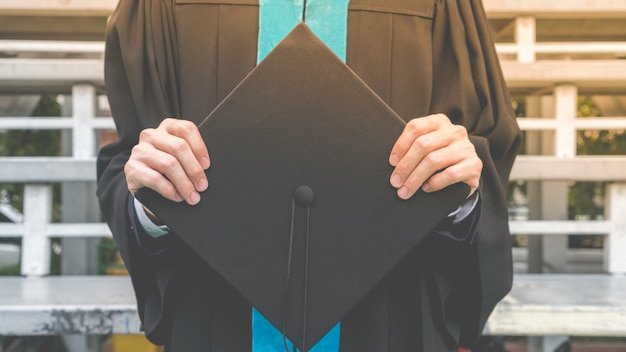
197;178;208;191
200;156;211;169
189;192;201;205
398;187;409;199
390;174;403;188
174;192;184;202
389;154;399;166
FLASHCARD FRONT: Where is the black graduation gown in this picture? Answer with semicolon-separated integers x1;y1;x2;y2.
96;0;522;350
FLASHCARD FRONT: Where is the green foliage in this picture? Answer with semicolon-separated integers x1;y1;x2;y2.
0;95;61;156
578;96;602;118
578;130;626;155
578;96;626;153
578;126;626;156
0;264;20;276
577;96;626;156
0;129;60;156
0;96;62;217
569;182;605;220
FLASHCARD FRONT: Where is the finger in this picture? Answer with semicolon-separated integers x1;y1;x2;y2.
148;149;202;205
125;160;183;203
394;129;472;199
162;118;210;169
130;143;201;205
422;156;482;195
140;128;208;193
390;125;456;190
396;143;464;200
389;114;449;166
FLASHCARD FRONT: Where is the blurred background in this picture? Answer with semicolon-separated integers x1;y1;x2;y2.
1;1;626;351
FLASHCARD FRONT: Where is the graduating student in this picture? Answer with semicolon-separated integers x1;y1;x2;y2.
97;0;521;351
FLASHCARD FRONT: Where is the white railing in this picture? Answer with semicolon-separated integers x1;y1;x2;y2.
0;84;111;277
0;40;104;54
0;0;118;16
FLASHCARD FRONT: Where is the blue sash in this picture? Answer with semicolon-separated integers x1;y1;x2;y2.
258;0;349;62
254;0;349;350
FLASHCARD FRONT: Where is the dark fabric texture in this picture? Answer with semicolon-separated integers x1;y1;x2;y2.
136;23;470;349
97;0;521;350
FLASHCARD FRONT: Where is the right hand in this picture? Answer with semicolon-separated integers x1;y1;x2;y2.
124;118;210;206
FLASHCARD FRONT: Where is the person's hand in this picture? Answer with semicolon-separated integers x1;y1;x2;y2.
389;114;482;200
124;118;210;206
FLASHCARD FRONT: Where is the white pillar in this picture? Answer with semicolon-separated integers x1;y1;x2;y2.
72;84;97;158
540;86;577;274
605;183;626;274
525;95;543;274
21;185;52;277
528;87;577;351
63;84;100;352
515;16;536;63
554;85;578;159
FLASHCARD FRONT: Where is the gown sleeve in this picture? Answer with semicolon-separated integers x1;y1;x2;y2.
425;0;522;346
96;0;181;344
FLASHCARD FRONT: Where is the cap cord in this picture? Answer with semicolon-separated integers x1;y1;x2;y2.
283;184;313;352
282;198;297;352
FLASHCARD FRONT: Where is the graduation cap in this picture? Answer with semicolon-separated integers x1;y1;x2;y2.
136;23;469;351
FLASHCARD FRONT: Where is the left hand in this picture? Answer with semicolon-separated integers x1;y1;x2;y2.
389;113;482;200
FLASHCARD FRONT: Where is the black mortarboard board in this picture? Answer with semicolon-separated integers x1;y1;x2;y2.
136;23;469;351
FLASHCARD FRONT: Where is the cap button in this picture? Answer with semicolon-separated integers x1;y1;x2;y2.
294;185;315;206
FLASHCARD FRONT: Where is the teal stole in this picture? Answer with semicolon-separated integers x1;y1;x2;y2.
253;0;349;351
